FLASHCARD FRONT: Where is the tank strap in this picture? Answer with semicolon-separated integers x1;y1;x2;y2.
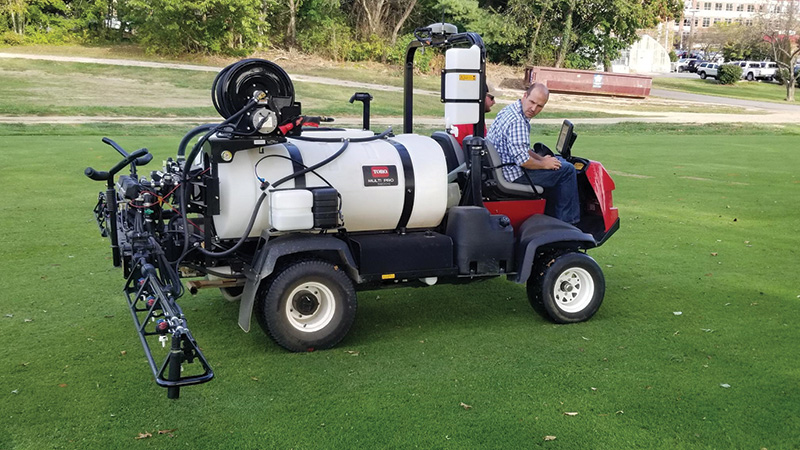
387;139;415;229
283;141;305;188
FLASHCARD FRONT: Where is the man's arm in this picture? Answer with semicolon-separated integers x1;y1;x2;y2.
521;150;562;170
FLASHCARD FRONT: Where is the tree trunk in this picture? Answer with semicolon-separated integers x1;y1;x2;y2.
555;0;575;68
286;0;300;48
389;0;416;45
359;0;385;37
527;7;549;67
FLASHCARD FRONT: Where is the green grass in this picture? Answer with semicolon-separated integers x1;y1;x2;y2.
0;58;628;121
1;124;800;449
653;76;798;104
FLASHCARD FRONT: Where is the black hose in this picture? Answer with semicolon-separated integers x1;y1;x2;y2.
193;191;268;258
271;140;349;189
178;124;218;159
177;98;258;264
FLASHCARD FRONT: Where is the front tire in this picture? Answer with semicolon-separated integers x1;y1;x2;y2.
746;72;755;81
699;72;707;79
528;252;605;323
255;259;357;352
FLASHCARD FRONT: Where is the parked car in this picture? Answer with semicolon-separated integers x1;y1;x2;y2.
696;62;720;80
727;61;774;81
672;58;697;73
686;59;706;73
758;62;778;81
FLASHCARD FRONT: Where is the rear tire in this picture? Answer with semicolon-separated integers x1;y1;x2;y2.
255;259;357;352
528;252;605;323
220;286;244;302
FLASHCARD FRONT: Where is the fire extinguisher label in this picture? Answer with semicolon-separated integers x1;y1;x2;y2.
363;165;398;186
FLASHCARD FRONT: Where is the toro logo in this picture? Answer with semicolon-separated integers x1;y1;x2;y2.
371;166;390;178
362;165;398;187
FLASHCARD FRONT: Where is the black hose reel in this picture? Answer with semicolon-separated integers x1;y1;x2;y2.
212;59;301;137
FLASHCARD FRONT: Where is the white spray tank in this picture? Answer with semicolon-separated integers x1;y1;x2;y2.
210;131;449;239
443;44;482;130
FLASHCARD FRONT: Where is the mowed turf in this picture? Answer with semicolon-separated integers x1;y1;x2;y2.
1;124;799;449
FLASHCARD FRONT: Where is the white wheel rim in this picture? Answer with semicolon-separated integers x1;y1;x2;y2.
552;267;595;313
285;281;336;333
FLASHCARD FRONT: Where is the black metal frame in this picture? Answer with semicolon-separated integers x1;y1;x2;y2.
86;139;214;399
124;258;213;399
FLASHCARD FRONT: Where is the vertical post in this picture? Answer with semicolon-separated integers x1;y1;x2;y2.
404;43;420;134
167;334;182;399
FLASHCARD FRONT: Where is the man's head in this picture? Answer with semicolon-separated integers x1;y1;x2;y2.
485;83;497;113
521;82;549;119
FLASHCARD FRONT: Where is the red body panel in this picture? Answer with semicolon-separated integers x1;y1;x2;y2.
585;161;618;232
483;200;546;234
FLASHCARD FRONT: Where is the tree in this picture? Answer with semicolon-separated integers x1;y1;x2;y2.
1;0;27;34
127;0;265;55
756;0;800;101
351;0;417;44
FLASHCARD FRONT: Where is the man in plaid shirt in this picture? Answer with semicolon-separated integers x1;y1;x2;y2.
486;83;580;224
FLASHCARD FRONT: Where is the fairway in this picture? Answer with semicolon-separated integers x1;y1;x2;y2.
1;125;799;449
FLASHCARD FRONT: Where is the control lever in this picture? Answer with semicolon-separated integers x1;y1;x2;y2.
349;92;373;131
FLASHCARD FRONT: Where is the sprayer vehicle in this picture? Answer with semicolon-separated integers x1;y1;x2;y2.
85;23;619;397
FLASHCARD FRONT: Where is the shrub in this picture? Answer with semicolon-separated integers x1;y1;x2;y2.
668;50;677;62
1;31;24;46
386;34;436;74
718;64;742;85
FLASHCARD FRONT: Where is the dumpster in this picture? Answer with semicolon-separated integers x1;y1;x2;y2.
525;66;652;98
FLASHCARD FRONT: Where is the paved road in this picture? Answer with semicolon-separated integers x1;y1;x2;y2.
650;88;800;113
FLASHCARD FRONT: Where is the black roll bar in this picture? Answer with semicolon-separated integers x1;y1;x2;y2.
403;29;487;137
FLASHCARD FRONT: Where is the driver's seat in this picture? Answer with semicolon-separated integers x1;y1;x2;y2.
484;140;544;196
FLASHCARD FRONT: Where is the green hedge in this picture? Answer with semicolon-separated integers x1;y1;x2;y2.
718;64;742;85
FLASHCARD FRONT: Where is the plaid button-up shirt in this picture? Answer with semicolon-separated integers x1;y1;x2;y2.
486;99;530;182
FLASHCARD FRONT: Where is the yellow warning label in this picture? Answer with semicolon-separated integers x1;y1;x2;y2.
381;273;396;280
459;74;476;81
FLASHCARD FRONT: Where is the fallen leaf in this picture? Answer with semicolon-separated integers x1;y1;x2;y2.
673;311;682;316
544;435;557;441
616;410;624;415
134;432;152;440
158;429;177;435
4;314;12;318
58;384;67;388
120;351;127;355
24;318;33;322
11;389;18;394
591;387;597;391
720;383;731;388
459;402;472;410
346;350;360;356
710;252;718;256
251;377;259;381
563;412;578;416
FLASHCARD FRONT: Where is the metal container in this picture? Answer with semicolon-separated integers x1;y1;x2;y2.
525;66;652;98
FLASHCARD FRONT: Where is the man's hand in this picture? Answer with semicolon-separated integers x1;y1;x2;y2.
523;150;561;170
539;155;561;170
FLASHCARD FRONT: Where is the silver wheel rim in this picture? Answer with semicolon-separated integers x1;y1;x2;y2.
285;281;336;333
552;267;594;313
